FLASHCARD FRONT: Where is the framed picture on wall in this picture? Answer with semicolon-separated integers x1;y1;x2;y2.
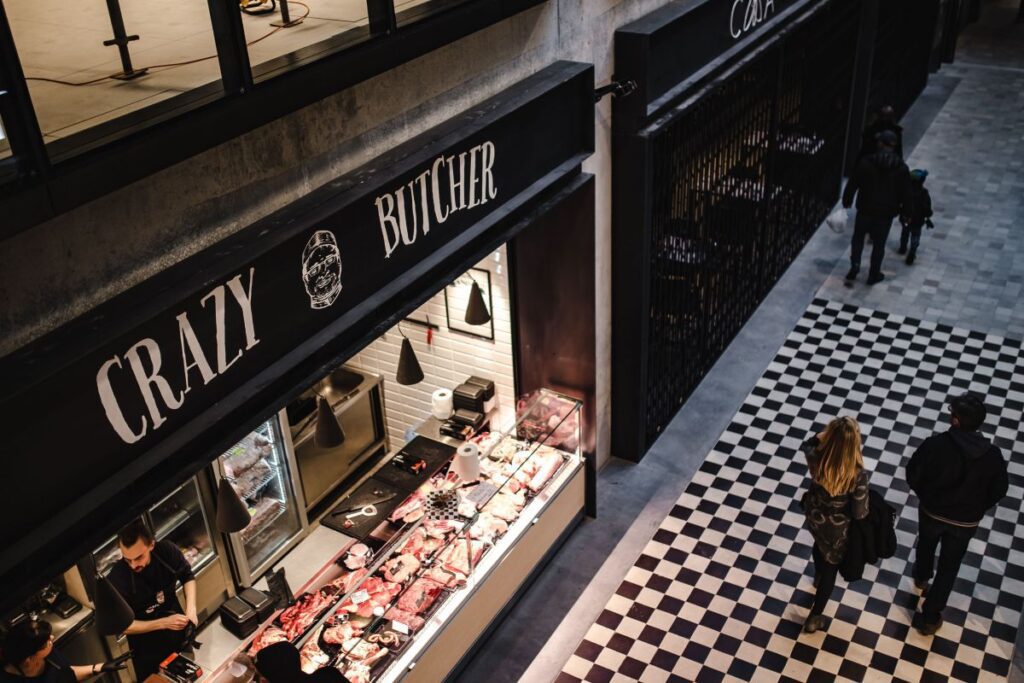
445;268;495;341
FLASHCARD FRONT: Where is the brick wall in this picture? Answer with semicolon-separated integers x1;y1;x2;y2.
348;245;515;449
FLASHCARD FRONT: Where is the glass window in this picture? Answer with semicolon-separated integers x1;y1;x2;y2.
242;0;371;82
6;0;221;147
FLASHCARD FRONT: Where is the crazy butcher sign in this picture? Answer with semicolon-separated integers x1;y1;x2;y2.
0;62;592;593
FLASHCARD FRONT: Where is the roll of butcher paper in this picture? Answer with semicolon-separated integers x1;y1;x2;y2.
432;388;454;420
452;442;481;482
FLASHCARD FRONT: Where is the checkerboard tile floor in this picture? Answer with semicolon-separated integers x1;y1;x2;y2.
559;299;1024;682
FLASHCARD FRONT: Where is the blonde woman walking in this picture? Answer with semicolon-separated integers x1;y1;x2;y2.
800;416;870;633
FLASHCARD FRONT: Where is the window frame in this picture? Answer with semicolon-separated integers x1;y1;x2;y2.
0;0;547;240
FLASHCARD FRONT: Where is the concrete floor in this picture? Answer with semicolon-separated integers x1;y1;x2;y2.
456;3;1024;682
6;0;430;140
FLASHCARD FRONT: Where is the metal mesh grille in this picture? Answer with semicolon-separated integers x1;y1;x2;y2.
643;2;861;447
869;0;933;118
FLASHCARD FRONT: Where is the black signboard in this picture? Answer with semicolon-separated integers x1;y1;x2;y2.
0;61;593;608
615;0;812;129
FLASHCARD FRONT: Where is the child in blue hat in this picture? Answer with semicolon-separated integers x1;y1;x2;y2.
899;169;934;265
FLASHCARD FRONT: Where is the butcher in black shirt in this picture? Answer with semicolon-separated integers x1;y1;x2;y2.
107;519;198;680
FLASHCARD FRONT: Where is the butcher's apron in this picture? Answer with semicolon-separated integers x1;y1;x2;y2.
123;565;189;679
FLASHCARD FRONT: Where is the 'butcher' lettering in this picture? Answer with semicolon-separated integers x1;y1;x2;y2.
377;141;497;259
96;267;260;444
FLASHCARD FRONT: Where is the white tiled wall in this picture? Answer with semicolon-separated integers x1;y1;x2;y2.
347;245;515;449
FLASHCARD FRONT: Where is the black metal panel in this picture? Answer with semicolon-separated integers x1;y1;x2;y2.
868;0;940;119
0;0;547;240
615;0;818;133
613;0;861;460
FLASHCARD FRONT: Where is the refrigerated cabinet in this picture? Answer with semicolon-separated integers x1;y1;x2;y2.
213;414;307;587
90;478;222;581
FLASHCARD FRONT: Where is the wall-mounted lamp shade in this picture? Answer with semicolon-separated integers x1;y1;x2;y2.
315;395;346;448
464;281;491;325
95;575;135;635
396;338;425;385
216;478;253;533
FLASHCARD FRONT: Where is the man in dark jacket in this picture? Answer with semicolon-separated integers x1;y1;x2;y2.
860;105;904;159
905;393;1009;635
842;130;911;285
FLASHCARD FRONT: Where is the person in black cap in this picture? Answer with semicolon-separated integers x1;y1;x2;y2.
860;105;904;160
898;169;934;265
1;619;128;682
841;129;912;285
905;393;1009;635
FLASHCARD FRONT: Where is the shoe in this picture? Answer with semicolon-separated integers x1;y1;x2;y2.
914;578;929;594
906;252;915;265
803;614;827;634
898;245;907;255
845;267;859;281
866;273;885;285
916;615;943;636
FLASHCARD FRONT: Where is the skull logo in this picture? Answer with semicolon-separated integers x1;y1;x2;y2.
301;230;342;309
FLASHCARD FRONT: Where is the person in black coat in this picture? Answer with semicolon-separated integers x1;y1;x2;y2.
799;416;870;634
842;130;912;285
906;393;1009;635
898;169;934;265
860;105;904;160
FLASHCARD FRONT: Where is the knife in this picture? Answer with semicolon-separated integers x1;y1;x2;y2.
330;492;398;518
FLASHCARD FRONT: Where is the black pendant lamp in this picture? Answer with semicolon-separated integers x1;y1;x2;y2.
396;328;424;385
95;575;135;635
314;394;346;448
216;478;252;533
464;280;491;325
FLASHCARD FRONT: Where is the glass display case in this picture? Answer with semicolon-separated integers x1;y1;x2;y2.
215;414;306;586
150;478;216;573
227;389;584;683
90;478;215;576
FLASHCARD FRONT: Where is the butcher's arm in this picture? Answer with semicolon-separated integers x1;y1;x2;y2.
183;578;198;624
125;615;179;634
71;665;95;681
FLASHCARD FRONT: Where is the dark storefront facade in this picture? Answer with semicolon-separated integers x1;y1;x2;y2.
611;0;865;460
1;61;596;682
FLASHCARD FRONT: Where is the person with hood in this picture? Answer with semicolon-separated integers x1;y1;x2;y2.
898;169;934;265
906;393;1009;635
860;105;904;159
841;130;911;285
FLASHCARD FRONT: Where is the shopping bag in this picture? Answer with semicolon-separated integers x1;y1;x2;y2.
825;207;847;232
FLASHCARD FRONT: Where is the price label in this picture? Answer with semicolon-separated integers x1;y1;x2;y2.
392;621;410;635
464;482;499;506
350;590;370;605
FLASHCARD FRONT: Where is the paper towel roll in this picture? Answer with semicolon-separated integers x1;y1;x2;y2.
452;442;480;482
431;388;454;419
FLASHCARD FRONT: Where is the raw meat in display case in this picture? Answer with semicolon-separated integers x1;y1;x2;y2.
209;390;583;683
216;417;305;585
